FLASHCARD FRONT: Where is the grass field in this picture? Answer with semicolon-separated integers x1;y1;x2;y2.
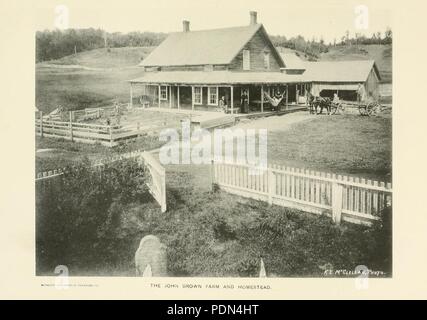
266;113;392;181
36;66;144;114
41;46;155;68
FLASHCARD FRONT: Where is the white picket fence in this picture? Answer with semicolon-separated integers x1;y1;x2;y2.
140;152;166;213
36;150;167;213
212;161;392;225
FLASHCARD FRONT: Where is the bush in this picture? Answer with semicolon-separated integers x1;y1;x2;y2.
36;158;148;274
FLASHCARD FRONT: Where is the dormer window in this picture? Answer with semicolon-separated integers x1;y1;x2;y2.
243;50;250;70
263;51;270;69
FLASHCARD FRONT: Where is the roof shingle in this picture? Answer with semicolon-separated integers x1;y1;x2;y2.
140;24;263;67
303;60;381;82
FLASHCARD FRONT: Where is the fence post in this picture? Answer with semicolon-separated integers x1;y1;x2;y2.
331;182;343;224
161;170;167;213
211;159;215;191
268;167;275;205
39;111;43;137
109;125;113;147
69;111;73;142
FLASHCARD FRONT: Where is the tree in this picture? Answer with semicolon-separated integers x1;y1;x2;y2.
384;28;392;44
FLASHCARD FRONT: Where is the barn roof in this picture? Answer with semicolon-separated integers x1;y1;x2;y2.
280;53;306;70
129;71;307;85
140;24;283;67
303;60;381;82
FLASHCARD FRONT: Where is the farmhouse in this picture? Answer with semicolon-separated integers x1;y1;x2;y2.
128;11;381;113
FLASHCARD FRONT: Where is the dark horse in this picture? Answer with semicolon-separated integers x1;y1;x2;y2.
307;93;332;115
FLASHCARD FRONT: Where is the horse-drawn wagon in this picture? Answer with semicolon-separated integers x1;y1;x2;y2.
307;95;344;115
307;93;384;117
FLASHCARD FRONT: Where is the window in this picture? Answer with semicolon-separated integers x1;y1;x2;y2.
243;50;250;70
194;87;202;105
208;87;218;105
160;85;168;100
263;52;270;69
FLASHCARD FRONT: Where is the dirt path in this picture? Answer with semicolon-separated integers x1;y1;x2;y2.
234;111;317;132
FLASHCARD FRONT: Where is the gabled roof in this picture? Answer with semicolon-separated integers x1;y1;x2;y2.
303;60;381;82
280;53;305;70
140;24;281;67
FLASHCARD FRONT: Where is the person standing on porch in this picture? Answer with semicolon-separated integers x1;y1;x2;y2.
219;96;228;113
240;89;249;113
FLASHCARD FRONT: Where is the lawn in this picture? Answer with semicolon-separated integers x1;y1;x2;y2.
265;113;392;181
36;66;144;114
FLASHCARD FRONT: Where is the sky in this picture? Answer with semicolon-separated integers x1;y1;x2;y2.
35;0;392;43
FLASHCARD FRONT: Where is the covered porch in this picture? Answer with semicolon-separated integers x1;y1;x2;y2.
128;71;310;114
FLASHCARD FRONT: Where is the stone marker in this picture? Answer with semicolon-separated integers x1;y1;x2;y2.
259;258;267;278
135;235;167;276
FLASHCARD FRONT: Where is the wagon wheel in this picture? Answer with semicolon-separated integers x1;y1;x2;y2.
329;103;338;115
358;104;367;116
366;102;376;116
370;102;382;115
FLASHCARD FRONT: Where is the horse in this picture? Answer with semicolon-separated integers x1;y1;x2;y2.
307;93;332;115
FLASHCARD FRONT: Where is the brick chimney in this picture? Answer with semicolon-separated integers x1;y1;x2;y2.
183;20;190;32
250;11;257;25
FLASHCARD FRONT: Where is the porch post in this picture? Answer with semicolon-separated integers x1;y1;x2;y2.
261;85;264;113
191;86;195;111
285;84;289;110
296;85;299;105
130;82;133;107
158;85;161;108
177;86;180;109
305;84;308;106
230;86;234;114
169;85;172;108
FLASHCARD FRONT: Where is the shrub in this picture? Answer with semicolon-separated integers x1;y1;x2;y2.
36;158;148;274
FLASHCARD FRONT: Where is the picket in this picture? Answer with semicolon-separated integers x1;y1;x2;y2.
212;161;392;226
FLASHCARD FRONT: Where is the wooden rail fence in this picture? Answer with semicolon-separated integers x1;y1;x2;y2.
36;149;167;213
36;112;149;147
212;161;392;225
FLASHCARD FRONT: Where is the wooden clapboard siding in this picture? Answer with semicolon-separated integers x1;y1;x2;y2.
229;28;282;72
213;161;392;226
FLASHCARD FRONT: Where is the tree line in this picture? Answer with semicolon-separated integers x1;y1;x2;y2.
36;27;392;63
271;27;392;60
36;28;167;62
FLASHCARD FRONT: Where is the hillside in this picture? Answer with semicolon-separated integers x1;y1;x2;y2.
40;46;155;68
39;44;391;82
319;45;392;83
